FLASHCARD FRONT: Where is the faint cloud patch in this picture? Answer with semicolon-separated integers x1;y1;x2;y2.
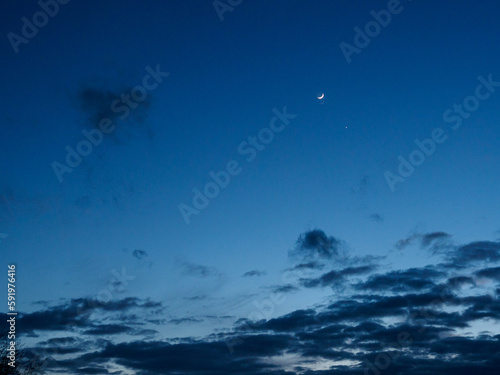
369;213;384;223
243;270;266;278
0;232;9;243
290;229;344;261
182;262;220;278
289;261;325;271
76;85;152;132
132;249;148;260
272;285;299;294
169;317;203;325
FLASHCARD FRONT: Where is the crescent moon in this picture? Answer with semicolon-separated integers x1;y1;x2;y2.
317;93;324;100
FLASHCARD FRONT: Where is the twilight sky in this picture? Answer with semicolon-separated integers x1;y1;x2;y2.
1;1;500;374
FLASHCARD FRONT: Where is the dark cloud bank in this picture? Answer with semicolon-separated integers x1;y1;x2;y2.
6;230;500;374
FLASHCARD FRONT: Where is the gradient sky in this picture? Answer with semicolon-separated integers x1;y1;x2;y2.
1;1;500;374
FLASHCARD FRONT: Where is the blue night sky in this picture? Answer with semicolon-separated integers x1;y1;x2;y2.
1;1;500;374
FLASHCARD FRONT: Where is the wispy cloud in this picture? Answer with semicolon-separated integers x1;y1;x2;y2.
76;85;152;131
242;270;266;277
369;213;384;222
395;231;453;252
181;262;220;278
132;249;148;260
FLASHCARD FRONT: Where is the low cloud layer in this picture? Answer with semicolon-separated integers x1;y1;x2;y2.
8;231;500;375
